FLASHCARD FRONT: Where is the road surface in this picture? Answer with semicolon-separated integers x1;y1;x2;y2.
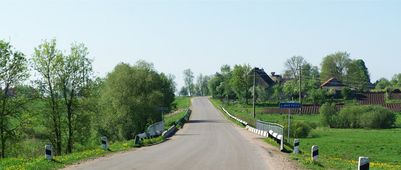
65;97;276;170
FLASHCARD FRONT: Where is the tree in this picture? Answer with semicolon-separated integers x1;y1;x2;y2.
194;74;210;96
284;56;307;79
159;73;176;109
208;73;224;98
58;43;93;153
31;39;64;155
375;78;391;90
391;74;401;88
320;52;351;82
283;56;320;102
183;69;194;96
220;65;235;100
271;84;283;102
345;59;370;91
0;40;29;158
99;61;175;140
229;64;252;103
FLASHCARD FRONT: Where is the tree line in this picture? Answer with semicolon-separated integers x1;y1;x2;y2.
0;39;175;158
206;52;399;105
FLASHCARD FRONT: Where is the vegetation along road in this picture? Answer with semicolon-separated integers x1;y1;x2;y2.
64;97;295;170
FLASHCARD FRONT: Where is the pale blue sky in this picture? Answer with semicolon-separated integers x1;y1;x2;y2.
1;0;400;89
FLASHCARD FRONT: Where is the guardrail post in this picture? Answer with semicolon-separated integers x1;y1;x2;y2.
280;136;284;151
101;136;109;150
45;144;52;161
294;139;300;154
358;157;369;170
311;145;318;162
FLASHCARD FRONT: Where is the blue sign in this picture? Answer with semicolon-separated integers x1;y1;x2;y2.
279;102;302;109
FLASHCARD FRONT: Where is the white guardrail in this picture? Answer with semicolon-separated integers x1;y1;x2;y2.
221;106;284;151
221;106;248;126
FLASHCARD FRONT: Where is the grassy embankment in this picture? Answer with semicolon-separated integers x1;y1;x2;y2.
164;96;191;130
0;97;192;170
210;98;401;170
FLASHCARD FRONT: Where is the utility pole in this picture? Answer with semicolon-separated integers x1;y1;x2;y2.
299;65;302;104
253;67;256;119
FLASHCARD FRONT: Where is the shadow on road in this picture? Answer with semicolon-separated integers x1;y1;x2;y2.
187;120;225;124
174;133;199;136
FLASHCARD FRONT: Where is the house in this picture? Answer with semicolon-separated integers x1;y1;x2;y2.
320;77;346;91
251;67;276;88
270;72;284;84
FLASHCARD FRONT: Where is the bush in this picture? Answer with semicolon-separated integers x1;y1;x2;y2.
336;105;396;129
285;121;313;138
320;103;337;127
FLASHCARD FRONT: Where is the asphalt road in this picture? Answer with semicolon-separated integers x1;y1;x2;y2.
65;97;270;170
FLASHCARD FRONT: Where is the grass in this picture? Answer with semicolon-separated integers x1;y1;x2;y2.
293;128;401;170
210;98;401;170
164;96;191;129
164;110;187;129
141;136;165;146
0;140;134;170
173;96;191;109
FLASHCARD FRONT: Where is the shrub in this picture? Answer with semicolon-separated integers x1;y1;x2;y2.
319;103;337;127
284;121;313;138
337;105;396;129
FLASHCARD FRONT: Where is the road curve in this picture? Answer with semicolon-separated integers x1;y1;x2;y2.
65;97;270;170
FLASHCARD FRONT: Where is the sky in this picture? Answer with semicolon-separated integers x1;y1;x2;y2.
1;0;400;90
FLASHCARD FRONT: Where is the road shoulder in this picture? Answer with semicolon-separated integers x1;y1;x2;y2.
212;103;301;170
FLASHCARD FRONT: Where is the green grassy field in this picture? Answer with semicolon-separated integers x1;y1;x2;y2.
210;98;401;170
0;141;134;170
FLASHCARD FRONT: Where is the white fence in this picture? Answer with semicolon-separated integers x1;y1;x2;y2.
221;106;248;126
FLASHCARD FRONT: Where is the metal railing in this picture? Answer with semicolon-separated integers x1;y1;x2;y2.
256;120;284;136
147;121;164;137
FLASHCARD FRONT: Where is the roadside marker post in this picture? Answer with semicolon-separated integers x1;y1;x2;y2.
45;144;52;161
358;157;369;170
279;135;284;151
311;145;319;162
294;139;300;154
101;136;109;151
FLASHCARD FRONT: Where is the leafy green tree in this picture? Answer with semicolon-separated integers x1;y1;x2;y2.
271;84;283;102
345;59;370;91
320;52;351;82
208;73;224;98
58;43;93;153
229;64;252;103
159;73;176;109
375;78;391;90
308;88;326;105
31;39;64;155
391;73;401;88
220;65;235;100
0;40;29;158
99;61;174;140
183;69;195;96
